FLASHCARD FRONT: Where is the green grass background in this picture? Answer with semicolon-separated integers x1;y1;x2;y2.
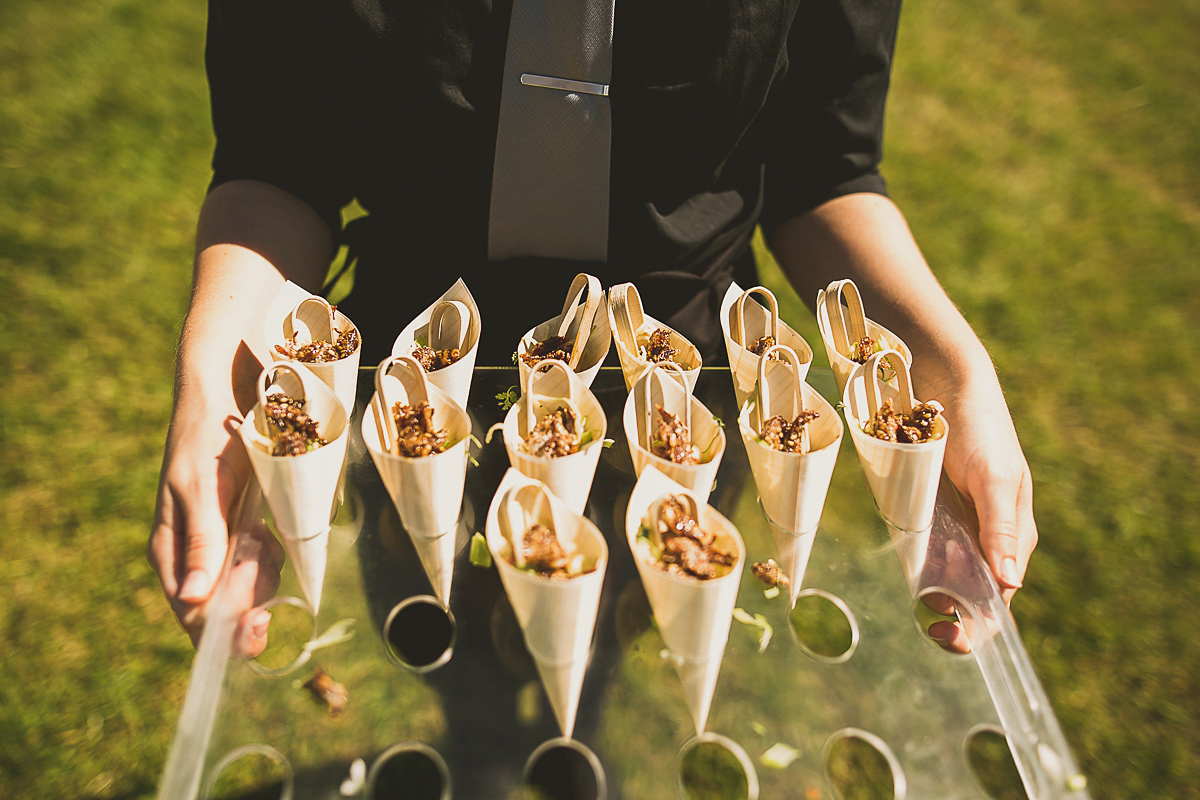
1;0;1197;797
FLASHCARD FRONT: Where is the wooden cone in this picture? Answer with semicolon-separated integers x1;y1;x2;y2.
485;470;608;739
500;359;607;515
815;279;912;397
239;363;350;613
516;273;612;389
843;350;948;533
624;466;744;734
265;282;363;419
407;525;457;605
623;362;725;507
737;345;842;535
719;282;814;408
391;279;481;409
765;517;817;604
607;282;701;392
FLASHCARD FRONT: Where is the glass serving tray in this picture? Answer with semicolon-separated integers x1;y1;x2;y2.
157;367;1089;800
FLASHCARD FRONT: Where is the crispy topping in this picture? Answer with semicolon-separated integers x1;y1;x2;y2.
515;524;594;580
303;667;348;717
849;336;876;364
863;397;943;443
748;335;781;360
264;393;327;456
752;559;790;590
642;328;678;363
650;495;736;580
651;405;698;464
522;405;580;458
759;410;820;453
412;344;462;372
520;335;573;367
274;326;359;363
392;401;449;457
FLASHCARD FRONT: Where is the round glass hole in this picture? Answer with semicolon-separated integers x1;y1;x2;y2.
367;742;450;800
247;596;316;678
788;590;858;663
384;596;456;673
202;744;293;800
523;738;607;800
964;726;1028;800
912;586;977;655
824;730;905;800
676;733;759;800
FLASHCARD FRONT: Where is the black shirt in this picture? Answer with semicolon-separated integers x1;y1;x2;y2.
206;0;901;364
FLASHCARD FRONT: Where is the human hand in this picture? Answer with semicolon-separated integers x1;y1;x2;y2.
148;409;285;657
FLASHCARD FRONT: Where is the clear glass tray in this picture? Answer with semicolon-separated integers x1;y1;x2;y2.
157;367;1089;800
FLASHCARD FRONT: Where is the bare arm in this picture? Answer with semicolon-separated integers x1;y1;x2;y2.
768;193;1038;647
148;179;334;652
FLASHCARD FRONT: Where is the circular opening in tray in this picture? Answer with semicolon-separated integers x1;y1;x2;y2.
963;725;1029;800
202;744;293;800
384;595;456;673
676;732;759;800
247;596;316;678
367;742;450;800
522;737;607;800
788;589;858;663
823;729;905;800
911;586;979;656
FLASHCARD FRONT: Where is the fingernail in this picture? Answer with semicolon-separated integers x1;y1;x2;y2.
179;569;211;601
251;610;271;639
1000;557;1022;588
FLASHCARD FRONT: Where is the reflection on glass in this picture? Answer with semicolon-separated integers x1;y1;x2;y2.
788;590;857;662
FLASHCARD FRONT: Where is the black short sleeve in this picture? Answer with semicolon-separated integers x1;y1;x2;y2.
758;0;902;229
205;0;353;231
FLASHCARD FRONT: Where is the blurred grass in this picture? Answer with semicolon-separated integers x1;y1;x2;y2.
0;0;1197;797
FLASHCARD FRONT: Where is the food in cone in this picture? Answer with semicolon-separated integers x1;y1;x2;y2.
624;466;745;733
815;278;912;397
264;283;363;420
843;349;949;533
498;359;607;515
737;344;842;536
607;282;702;391
391;279;481;409
719;282;814;407
516;273;612;389
485;469;608;738
363;355;471;540
239;363;350;612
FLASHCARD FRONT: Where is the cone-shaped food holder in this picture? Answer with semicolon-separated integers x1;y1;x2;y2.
766;517;818;603
516;273;612;390
623;361;726;508
624;466;745;734
816;278;912;398
362;355;472;604
264;282;362;418
499;359;607;516
720;282;814;408
391;278;481;410
607;282;702;392
737;344;842;537
239;363;350;613
844;350;949;534
485;469;608;739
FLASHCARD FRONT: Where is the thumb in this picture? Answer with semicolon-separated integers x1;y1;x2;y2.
178;493;232;602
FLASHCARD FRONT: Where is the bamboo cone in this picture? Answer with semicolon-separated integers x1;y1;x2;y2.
500;359;607;515
391;279;481;409
623;362;725;507
239;363;350;612
624;466;744;734
516;273;612;389
815;279;912;397
885;522;932;596
737;345;842;536
843;350;949;533
363;356;472;602
264;282;362;418
719;282;814;408
765;517;817;604
607;282;702;392
485;470;608;738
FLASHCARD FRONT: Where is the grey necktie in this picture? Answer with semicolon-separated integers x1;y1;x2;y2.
487;0;615;263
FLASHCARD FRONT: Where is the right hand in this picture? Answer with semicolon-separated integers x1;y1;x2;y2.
148;408;284;657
